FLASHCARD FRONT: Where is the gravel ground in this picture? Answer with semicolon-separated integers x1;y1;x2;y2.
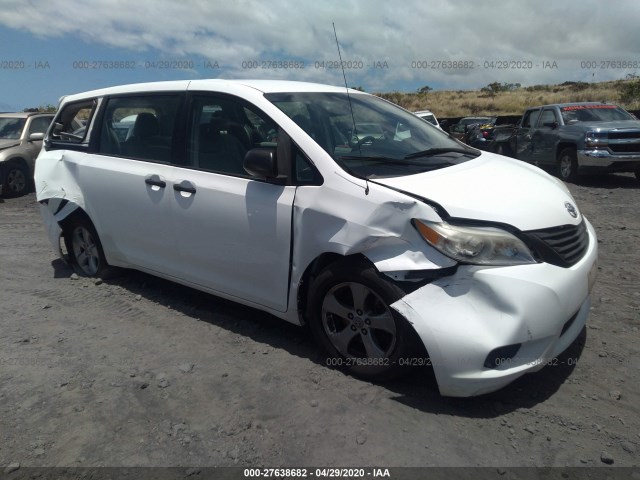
0;173;638;469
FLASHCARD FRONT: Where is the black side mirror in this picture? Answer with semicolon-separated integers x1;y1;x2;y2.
244;148;279;180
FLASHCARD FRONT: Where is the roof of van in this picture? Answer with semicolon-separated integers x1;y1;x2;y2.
60;79;363;103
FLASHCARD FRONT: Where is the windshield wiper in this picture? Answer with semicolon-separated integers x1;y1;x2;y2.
404;147;479;160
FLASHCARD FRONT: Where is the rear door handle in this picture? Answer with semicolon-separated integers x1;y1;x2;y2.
173;181;196;194
145;175;166;188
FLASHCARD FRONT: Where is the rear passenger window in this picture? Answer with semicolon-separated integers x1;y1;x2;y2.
188;95;279;175
99;95;180;163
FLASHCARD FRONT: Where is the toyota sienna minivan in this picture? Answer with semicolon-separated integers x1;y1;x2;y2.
35;80;598;397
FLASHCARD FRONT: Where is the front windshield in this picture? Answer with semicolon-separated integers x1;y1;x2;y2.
0;118;26;140
266;92;478;178
561;105;633;123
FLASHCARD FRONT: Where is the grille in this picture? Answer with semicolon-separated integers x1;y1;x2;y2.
608;130;640;140
524;220;589;267
608;130;640;154
608;143;640;153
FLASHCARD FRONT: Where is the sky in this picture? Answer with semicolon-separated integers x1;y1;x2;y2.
1;0;640;111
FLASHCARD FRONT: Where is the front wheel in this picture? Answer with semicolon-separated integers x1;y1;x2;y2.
306;259;422;381
557;148;579;182
2;162;30;197
64;216;109;277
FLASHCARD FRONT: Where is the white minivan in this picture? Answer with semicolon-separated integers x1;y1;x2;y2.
35;80;597;397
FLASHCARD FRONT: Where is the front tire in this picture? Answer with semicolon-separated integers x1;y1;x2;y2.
64;216;108;277
2;162;30;197
557;148;579;182
306;259;422;381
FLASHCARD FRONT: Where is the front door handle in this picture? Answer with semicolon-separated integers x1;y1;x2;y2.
145;175;166;188
173;181;196;194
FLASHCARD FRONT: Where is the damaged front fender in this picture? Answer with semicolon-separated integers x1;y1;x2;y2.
285;173;457;323
35;150;86;260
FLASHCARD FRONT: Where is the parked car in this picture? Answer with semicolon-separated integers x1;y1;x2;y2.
463;119;499;150
491;102;640;181
0;112;54;197
449;116;495;141
413;110;441;129
35;80;597;397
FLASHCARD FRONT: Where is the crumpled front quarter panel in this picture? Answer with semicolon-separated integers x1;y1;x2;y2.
35;149;87;220
286;171;456;322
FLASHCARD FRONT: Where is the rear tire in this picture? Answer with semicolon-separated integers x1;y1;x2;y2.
306;258;423;381
557;148;579;182
64;216;109;277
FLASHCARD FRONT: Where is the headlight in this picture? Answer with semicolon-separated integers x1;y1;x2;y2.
413;219;536;266
585;130;608;148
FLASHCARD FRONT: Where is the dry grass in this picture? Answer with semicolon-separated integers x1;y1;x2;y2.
377;79;640;118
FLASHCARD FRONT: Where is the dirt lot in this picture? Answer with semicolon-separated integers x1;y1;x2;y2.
0;174;639;469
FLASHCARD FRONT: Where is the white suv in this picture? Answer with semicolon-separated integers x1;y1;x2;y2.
35;80;597;397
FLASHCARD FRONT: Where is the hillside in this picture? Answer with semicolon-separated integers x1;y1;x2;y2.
377;78;640;118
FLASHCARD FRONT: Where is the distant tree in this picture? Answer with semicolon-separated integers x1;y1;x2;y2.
417;85;432;95
38;104;57;112
351;86;365;92
481;82;521;97
619;79;640;107
24;105;57;113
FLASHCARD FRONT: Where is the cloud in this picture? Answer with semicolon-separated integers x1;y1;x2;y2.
1;0;639;91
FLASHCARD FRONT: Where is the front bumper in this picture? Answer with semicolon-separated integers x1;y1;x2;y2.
391;218;598;397
577;149;640;172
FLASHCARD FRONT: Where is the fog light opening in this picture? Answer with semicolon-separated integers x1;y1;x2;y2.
483;343;522;370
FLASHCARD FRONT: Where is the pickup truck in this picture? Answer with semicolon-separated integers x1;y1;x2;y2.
491;102;640;182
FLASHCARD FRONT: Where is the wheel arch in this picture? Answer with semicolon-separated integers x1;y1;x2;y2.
296;252;372;325
1;156;29;169
555;142;576;159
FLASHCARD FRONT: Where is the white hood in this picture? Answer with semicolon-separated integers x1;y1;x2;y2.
375;152;581;231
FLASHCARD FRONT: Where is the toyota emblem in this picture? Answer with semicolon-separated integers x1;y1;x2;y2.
564;201;578;218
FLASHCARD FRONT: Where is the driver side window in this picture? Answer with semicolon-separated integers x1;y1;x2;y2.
50;100;96;144
522;109;541;128
539;109;558;126
187;95;279;176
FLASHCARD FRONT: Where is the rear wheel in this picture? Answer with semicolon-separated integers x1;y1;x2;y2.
2;162;30;197
306;259;422;381
557;148;578;182
64;216;109;277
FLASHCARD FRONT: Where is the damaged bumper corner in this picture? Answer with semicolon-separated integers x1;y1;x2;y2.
391;220;598;397
38;197;81;262
39;202;65;260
